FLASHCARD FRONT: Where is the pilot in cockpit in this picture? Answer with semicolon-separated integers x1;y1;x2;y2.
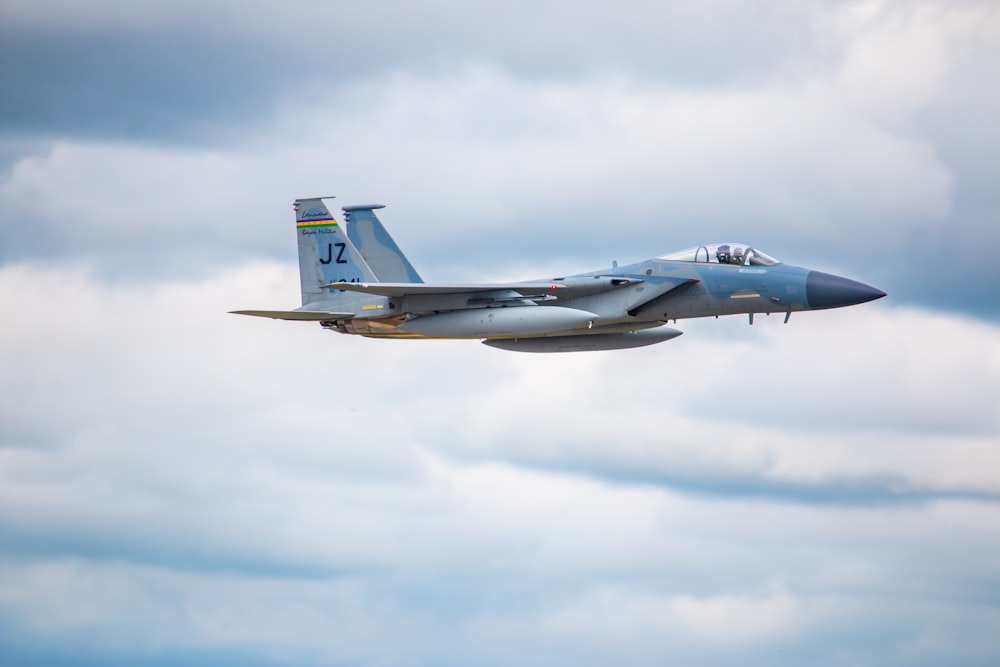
716;245;745;265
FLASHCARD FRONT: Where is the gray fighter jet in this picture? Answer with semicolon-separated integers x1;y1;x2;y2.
232;197;886;352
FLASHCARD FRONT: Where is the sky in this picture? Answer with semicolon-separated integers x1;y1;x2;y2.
1;1;998;665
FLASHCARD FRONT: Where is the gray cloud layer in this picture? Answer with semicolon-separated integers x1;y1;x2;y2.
1;1;828;143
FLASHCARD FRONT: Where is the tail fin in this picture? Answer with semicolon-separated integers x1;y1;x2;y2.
343;205;424;284
295;198;378;307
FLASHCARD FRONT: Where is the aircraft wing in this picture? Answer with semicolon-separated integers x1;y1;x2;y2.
321;277;643;298
229;309;354;321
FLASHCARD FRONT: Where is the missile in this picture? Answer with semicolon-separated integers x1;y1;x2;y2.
398;306;597;338
483;327;683;353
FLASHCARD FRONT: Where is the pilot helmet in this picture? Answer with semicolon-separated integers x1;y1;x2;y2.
716;244;731;264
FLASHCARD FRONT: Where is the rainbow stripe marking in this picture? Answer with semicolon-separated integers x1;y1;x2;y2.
296;217;338;228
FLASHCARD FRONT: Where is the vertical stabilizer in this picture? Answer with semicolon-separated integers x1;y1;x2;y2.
343;205;424;283
294;198;378;307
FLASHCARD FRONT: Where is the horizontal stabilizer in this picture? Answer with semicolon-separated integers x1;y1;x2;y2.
229;309;353;321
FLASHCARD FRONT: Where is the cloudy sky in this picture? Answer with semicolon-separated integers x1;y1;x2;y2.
1;1;998;665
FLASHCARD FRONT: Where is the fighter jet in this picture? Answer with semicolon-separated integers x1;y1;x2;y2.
231;197;886;352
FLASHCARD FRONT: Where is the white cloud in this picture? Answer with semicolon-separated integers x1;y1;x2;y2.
0;58;954;277
538;586;804;645
2;261;998;577
281;66;953;241
3;262;997;513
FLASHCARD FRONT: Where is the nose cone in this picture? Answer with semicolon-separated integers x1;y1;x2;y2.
806;271;887;310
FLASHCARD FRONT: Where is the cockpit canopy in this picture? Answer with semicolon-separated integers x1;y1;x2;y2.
657;243;780;266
